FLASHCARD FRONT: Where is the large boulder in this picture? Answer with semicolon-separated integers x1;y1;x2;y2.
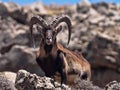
0;71;16;84
15;70;69;90
0;72;17;90
0;45;44;76
86;33;120;86
15;69;120;90
0;2;20;17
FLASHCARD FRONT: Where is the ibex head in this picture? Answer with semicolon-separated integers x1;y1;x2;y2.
29;15;72;46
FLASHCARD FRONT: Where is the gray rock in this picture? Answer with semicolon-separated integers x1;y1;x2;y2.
0;71;16;84
0;45;44;76
15;70;70;90
92;2;109;15
27;2;47;15
3;2;21;13
111;15;120;22
71;78;103;90
105;81;120;90
0;2;8;16
85;33;120;86
0;75;17;90
73;13;88;22
88;15;105;25
76;0;91;14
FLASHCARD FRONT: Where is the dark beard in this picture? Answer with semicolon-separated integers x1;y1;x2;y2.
44;44;53;54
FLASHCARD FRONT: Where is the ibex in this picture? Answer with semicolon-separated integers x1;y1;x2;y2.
29;15;91;85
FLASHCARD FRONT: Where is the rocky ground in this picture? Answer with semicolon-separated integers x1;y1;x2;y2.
0;69;120;90
0;0;120;89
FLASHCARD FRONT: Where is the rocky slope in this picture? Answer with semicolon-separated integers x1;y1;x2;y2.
0;1;120;87
0;70;120;90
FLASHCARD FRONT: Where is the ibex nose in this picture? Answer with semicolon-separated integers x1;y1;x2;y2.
46;37;52;43
47;37;51;40
46;36;52;45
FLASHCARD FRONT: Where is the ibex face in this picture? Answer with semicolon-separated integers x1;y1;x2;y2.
29;15;72;47
37;26;62;45
45;29;53;45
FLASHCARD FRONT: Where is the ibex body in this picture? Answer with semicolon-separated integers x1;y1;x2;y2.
29;15;91;85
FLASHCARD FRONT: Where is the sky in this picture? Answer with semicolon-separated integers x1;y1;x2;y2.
1;0;120;6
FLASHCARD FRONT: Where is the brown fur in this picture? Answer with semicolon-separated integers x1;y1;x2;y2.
30;15;91;85
36;42;91;85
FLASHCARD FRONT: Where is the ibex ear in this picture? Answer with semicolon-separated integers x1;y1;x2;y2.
37;25;44;37
37;25;42;33
55;25;62;35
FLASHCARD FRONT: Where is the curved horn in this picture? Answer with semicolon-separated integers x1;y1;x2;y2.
29;15;48;48
51;15;72;45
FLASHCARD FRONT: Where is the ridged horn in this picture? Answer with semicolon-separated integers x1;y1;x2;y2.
51;15;72;45
29;15;48;48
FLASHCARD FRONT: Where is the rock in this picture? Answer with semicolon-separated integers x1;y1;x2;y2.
3;2;21;13
0;2;8;16
15;69;70;90
86;33;120;87
0;2;26;24
111;15;120;22
0;73;17;90
0;71;19;89
65;4;77;16
92;69;120;87
108;3;117;10
0;71;16;84
0;2;21;17
76;0;91;14
107;9;118;17
99;18;116;27
0;45;44;76
88;8;100;16
10;8;29;24
0;30;29;54
15;69;106;90
81;0;91;6
71;78;103;90
88;15;105;25
92;2;109;15
28;2;47;15
86;33;120;70
105;81;120;90
0;17;30;55
73;13;88;22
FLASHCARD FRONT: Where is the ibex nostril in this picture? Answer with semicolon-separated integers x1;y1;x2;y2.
47;37;52;41
47;37;51;40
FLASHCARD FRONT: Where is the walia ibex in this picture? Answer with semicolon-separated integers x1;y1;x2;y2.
29;15;91;85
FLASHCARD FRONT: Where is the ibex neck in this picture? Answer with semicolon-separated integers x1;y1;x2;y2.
40;41;58;55
44;44;53;54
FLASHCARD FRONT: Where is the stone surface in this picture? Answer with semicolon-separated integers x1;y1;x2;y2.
0;70;119;90
0;72;17;90
0;71;16;84
15;70;120;90
15;70;70;90
0;45;44;76
71;78;103;90
105;81;120;90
